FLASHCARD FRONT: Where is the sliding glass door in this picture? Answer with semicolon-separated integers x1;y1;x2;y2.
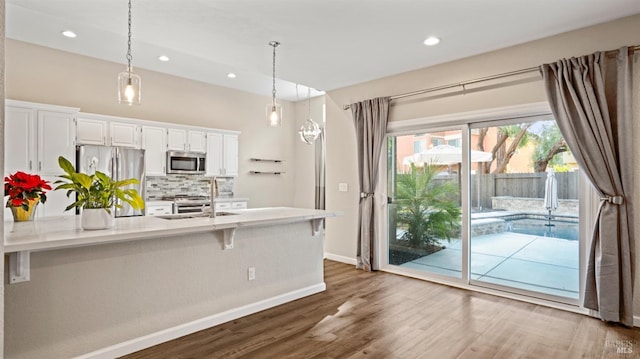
386;115;582;303
387;129;463;279
469;119;580;300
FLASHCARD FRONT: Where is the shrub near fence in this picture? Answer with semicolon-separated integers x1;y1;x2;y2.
432;171;580;210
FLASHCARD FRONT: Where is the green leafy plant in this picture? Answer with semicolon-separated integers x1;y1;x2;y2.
396;163;461;249
54;156;144;213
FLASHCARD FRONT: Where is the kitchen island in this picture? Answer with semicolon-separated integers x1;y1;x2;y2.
4;207;340;359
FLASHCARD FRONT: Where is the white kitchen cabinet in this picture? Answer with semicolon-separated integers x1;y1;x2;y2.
5;106;35;175
4;101;78;219
145;202;173;216
205;132;239;177
187;130;206;153
77;116;140;148
167;128;187;151
231;201;247;209
214;200;247;212
110;122;140;148
167;128;206;153
38;110;76;175
142;126;167;176
205;132;223;176
214;202;231;211
76;117;107;145
223;134;239;177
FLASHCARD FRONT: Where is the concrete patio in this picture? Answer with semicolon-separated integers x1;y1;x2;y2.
400;231;579;299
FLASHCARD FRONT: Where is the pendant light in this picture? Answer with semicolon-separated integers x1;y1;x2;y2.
266;41;282;126
117;0;141;105
299;88;321;144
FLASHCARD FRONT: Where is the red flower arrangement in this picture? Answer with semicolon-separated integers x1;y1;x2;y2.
4;171;52;210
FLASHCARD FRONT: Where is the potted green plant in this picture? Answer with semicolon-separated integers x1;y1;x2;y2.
54;156;145;230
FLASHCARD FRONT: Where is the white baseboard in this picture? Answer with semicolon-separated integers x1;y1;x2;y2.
75;283;326;359
634;315;640;327
324;252;357;265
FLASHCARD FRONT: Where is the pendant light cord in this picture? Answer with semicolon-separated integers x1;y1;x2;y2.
270;41;280;107
126;0;133;75
307;88;311;119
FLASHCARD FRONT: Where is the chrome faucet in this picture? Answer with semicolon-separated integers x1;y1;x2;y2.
208;176;217;218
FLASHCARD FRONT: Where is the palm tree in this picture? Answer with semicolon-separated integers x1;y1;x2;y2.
395;163;461;249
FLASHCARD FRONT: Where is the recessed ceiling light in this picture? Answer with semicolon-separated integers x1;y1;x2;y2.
227;73;237;79
61;30;77;38
158;55;170;62
423;36;440;46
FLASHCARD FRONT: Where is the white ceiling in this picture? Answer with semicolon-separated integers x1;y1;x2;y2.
6;0;640;102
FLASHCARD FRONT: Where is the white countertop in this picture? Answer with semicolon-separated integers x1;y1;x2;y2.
145;200;173;206
4;207;340;253
214;197;249;203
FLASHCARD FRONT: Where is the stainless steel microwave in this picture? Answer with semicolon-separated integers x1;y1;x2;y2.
166;151;206;174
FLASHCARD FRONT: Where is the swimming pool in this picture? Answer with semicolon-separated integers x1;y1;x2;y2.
506;218;579;241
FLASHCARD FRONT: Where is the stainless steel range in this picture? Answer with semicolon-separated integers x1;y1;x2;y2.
163;195;211;214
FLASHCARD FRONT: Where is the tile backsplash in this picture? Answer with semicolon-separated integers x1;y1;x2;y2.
147;175;234;200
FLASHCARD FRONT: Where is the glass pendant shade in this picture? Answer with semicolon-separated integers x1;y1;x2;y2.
118;67;141;105
299;118;321;144
266;103;282;127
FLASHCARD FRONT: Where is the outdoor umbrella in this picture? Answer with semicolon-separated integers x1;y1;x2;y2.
543;168;559;226
401;144;493;208
402;144;493;166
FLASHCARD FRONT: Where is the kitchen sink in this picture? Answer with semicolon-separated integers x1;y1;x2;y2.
156;212;239;220
217;212;239;216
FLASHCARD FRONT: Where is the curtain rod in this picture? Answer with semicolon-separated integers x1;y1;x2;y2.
343;45;640;110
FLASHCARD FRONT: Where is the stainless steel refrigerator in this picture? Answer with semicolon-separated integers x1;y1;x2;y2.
76;145;146;217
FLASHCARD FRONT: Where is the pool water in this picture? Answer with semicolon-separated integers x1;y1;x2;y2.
506;218;579;241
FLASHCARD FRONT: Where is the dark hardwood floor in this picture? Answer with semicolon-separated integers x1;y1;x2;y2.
122;260;640;358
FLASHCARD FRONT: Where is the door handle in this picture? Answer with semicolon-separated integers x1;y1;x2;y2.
29;160;32;170
39;161;42;171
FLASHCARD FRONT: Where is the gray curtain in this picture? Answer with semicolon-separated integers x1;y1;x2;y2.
350;97;390;271
540;47;635;326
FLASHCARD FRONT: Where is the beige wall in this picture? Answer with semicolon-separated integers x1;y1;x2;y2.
324;14;640;314
1;0;6;355
5;39;319;209
292;95;325;209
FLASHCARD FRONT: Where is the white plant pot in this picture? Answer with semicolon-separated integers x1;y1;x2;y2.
81;208;114;230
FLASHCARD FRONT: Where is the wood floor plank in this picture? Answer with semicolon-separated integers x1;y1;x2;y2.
122;260;640;359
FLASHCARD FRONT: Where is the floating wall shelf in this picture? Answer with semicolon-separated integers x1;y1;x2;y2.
250;158;283;163
250;171;285;175
250;158;284;175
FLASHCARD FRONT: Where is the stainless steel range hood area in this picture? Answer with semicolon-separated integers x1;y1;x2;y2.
166;151;206;174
